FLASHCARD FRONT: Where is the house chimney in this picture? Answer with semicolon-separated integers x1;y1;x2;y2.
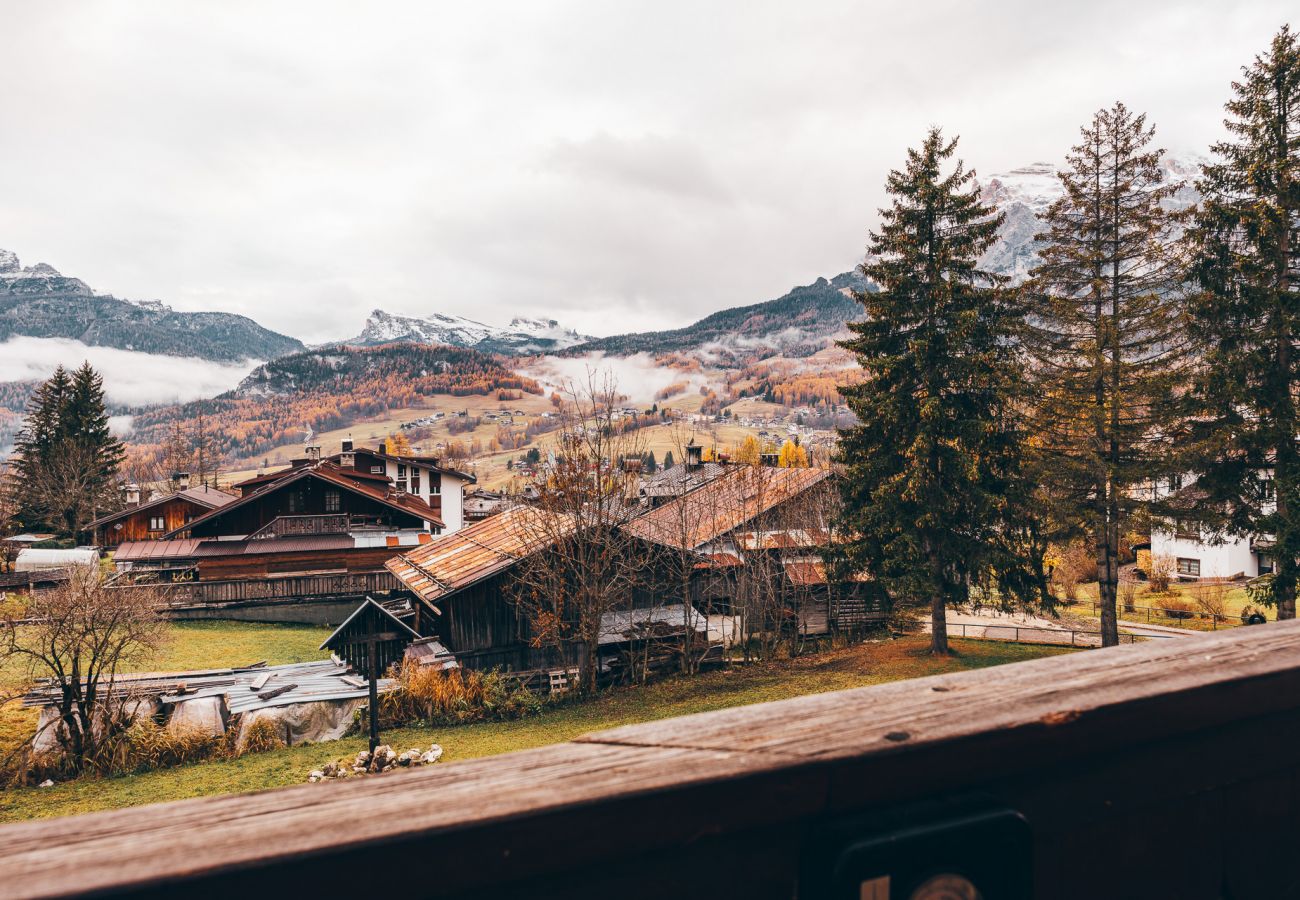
341;437;354;453
172;472;190;492
685;441;703;472
378;441;388;455
305;446;321;463
340;450;356;469
125;483;141;505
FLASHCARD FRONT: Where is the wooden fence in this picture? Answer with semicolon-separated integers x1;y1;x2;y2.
5;620;1300;898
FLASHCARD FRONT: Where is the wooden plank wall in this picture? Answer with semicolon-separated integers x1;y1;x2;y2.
6;621;1300;898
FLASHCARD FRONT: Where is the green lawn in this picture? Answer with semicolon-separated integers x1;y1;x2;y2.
0;634;1069;823
1061;580;1268;631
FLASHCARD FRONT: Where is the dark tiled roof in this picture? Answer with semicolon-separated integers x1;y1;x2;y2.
170;463;444;538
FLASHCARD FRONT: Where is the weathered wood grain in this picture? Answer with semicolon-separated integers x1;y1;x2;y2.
4;621;1300;898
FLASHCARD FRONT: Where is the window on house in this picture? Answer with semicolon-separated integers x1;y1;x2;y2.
148;516;165;532
370;465;384;475
324;489;340;513
429;474;440;495
287;491;303;513
398;464;406;478
410;470;420;493
1259;554;1275;575
1261;478;1276;502
1176;558;1201;577
1173;519;1198;541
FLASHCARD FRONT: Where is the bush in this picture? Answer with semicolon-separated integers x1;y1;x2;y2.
237;716;287;757
1148;555;1175;594
108;720;223;775
1157;597;1195;620
381;663;544;728
1192;581;1228;621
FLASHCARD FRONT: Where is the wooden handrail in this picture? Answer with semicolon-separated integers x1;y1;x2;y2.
5;622;1300;897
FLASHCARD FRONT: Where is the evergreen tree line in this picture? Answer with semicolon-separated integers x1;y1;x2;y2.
835;26;1300;652
7;363;125;539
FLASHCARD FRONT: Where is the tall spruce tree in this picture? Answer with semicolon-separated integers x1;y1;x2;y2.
836;128;1024;655
9;363;124;537
65;362;126;528
1185;27;1300;617
1026;103;1189;646
9;366;72;531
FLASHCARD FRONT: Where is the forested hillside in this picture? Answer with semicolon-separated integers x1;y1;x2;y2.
126;343;541;462
565;271;871;361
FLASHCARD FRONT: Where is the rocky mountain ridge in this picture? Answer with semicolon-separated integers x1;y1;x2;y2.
0;248;304;362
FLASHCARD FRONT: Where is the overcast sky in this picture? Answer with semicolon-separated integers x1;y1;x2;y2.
0;2;1292;343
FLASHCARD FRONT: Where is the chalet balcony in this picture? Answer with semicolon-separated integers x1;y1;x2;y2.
4;620;1299;898
247;514;362;539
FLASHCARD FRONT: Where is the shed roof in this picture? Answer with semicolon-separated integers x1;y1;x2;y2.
598;604;707;645
622;466;830;551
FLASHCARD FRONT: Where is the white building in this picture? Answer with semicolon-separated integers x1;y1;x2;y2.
328;440;476;534
1149;474;1275;580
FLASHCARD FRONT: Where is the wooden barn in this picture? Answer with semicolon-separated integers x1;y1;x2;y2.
85;481;235;549
385;464;883;675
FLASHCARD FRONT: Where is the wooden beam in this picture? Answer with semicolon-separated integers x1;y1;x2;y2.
6;623;1300;898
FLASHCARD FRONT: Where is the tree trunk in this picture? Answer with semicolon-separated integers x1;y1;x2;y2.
927;543;949;655
930;591;948;655
1097;509;1120;646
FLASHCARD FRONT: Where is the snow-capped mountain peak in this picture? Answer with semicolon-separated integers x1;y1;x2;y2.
344;309;591;355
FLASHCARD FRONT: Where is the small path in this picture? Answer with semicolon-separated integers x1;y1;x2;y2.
923;607;1186;647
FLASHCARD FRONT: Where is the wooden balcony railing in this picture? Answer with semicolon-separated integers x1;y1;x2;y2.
246;514;354;539
5;621;1300;898
110;571;402;607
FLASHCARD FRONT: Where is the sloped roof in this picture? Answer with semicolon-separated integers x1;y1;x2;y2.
782;559;873;586
622;466;830;551
87;485;236;530
386;505;569;604
639;462;729;498
169;463;443;538
734;528;833;551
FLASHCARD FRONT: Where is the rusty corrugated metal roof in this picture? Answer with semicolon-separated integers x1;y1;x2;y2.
386;505;569;604
734;528;833;551
622;466;830;551
113;539;204;562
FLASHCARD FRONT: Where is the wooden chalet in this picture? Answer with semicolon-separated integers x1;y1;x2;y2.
108;456;447;621
85;478;235;549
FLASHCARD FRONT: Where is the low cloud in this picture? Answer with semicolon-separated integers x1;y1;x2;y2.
524;352;711;406
0;337;259;407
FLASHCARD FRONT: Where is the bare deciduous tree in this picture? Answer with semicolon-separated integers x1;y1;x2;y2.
1;569;168;776
509;373;646;695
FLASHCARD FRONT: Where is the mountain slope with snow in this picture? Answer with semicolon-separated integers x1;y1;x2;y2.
0;248;303;362
342;309;590;355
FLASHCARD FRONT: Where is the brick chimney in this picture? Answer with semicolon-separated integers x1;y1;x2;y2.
305;446;321;463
